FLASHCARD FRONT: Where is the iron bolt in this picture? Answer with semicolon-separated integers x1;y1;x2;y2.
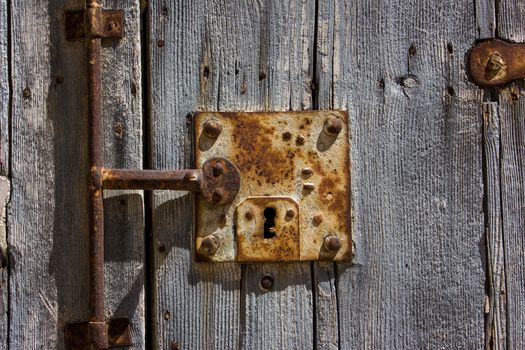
212;162;225;176
282;131;292;141
301;167;314;178
201;235;220;255
303;182;315;191
286;208;295;218
245;211;254;220
324;116;343;135
313;214;323;225
296;135;306;145
486;52;504;76
184;172;199;182
108;21;118;30
259;274;274;291
323;235;342;252
203;119;222;138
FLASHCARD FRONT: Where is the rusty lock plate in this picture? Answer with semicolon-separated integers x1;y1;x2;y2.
194;111;352;262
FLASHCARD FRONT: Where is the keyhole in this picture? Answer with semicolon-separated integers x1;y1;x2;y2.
263;207;277;239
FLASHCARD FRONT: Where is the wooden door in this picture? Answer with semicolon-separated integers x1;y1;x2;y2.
2;0;524;349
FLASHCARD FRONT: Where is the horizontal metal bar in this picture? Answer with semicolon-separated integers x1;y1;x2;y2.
102;168;202;190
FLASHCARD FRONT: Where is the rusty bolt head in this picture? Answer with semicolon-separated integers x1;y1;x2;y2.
282;131;292;141
303;182;315;191
259;274;274;291
285;208;295;218
301;167;314;178
211;189;225;204
108;20;118;30
245;211;254;220
203;119;222;138
323;235;342;252
184;172;199;182
313;214;323;225
486;52;504;74
201;235;220;255
212;163;225;177
324;116;343;135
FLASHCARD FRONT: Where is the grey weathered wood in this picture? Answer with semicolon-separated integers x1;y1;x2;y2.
483;102;506;350
0;0;9;176
317;1;485;348
8;0;145;348
149;1;315;348
475;0;496;38
496;3;525;348
0;177;9;349
496;92;525;349
0;0;8;346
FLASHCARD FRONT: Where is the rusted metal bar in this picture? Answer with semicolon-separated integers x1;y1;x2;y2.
469;39;525;87
65;2;240;349
102;157;241;206
86;1;107;349
103;168;202;190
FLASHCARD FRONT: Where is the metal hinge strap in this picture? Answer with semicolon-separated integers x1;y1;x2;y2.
65;9;124;41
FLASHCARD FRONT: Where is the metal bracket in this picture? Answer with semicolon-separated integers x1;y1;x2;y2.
65;9;124;41
65;318;132;350
469;39;525;87
194;111;352;262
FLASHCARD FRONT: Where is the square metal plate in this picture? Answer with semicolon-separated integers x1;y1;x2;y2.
194;111;352;262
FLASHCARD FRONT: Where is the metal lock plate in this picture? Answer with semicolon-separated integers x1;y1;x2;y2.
194;111;352;262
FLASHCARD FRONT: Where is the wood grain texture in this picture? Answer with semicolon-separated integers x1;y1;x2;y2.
148;1;315;348
316;1;485;348
496;92;525;349
0;177;9;349
0;0;8;176
8;0;145;348
483;102;506;350
496;3;525;349
0;0;8;346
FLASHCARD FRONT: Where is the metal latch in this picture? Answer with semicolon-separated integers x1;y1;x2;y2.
194;111;352;262
469;39;525;87
65;2;351;349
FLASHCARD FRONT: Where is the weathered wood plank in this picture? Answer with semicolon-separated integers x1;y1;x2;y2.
497;91;525;349
149;1;315;348
0;177;9;349
8;0;145;348
496;4;525;347
0;0;8;346
0;0;8;175
317;1;485;348
483;102;506;350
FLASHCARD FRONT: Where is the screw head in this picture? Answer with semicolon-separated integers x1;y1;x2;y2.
108;20;118;30
245;211;254;220
184;172;199;182
286;208;295;218
301;167;314;178
259;274;274;291
212;163;225;177
201;235;220;255
303;182;315;191
486;52;504;73
203;119;222;138
323;235;342;252
324;117;343;135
